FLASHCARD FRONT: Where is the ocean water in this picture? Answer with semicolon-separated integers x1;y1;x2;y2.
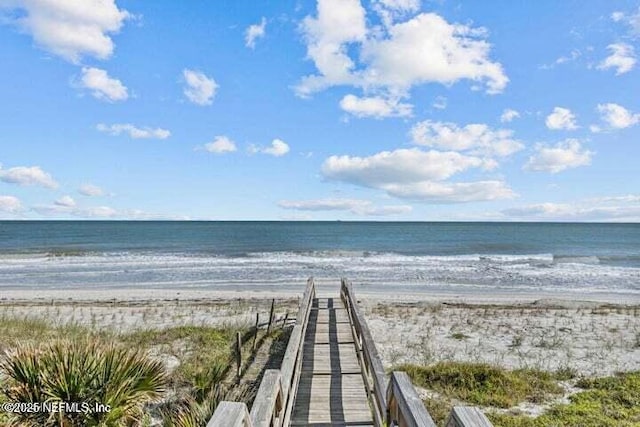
0;221;639;295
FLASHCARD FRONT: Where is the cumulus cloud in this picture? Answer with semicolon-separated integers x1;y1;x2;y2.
297;1;507;108
503;195;640;222
0;0;130;63
245;17;266;48
182;69;218;106
202;136;237;154
249;139;290;157
321;148;514;203
500;109;520;123
278;198;412;216
78;183;105;197
432;96;447;110
410;121;524;157
595;103;640;130
545;107;578;130
339;94;412;118
54;195;76;207
0;195;22;213
0;165;58;189
597;43;636;75
97;123;170;139
524;139;592;173
79;67;128;102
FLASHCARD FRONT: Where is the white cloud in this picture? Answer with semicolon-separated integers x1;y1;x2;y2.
432;96;447;110
321;148;513;203
540;49;581;70
182;69;218;106
249;139;290;157
279;198;412;216
245;17;266;48
78;183;105;197
79;67;128;102
54;195;76;207
524;139;592;173
339;94;412;118
0;0;130;63
380;180;515;203
610;8;640;36
597;43;636;75
97;123;170;139
202;136;237;154
0;195;22;213
500;108;520;123
410;121;524;157
545;107;578;130
596;103;640;129
372;0;420;27
0;165;58;189
297;2;507;104
503;195;640;222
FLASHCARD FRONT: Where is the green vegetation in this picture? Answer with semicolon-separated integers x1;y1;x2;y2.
489;372;640;427
399;362;563;408
399;362;640;427
1;340;167;426
0;316;264;426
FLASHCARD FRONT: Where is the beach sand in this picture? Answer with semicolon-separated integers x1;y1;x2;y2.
1;284;639;378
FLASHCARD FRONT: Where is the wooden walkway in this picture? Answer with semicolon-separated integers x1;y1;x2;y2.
290;297;373;426
208;278;494;427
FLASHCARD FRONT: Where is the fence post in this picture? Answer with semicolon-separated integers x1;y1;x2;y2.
236;332;242;379
266;299;275;335
253;312;259;351
282;311;289;329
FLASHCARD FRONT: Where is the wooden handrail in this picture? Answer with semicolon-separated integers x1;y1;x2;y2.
206;401;252;427
208;277;316;427
387;372;436;427
340;278;388;426
249;370;283;427
445;406;494;427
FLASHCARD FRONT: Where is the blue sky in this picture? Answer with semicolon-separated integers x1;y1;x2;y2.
0;0;639;221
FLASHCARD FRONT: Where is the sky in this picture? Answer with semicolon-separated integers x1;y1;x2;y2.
0;0;639;221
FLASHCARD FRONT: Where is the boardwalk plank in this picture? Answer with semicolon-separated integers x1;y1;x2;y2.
291;297;374;426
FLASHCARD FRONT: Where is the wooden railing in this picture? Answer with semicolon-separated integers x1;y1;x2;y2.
208;278;316;427
341;278;494;427
340;278;388;425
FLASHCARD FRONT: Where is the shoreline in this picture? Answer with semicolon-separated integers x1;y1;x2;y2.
1;284;639;306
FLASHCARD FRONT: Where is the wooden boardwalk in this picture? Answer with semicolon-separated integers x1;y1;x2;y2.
209;278;494;427
290;297;374;426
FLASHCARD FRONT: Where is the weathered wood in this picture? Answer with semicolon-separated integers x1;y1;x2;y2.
249;369;283;427
387;371;436;427
207;401;252;427
281;277;316;427
253;312;259;351
290;296;374;425
446;406;494;427
267;299;276;335
340;278;388;426
282;312;289;329
236;332;243;378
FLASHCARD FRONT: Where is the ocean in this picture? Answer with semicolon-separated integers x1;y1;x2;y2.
0;221;638;295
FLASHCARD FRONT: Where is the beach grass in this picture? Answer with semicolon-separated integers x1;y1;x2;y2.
399;361;640;427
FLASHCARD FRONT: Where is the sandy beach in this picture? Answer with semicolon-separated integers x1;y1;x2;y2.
2;285;638;379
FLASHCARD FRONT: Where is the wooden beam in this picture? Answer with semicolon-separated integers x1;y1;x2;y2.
207;401;252;427
250;369;283;427
446;406;494;427
387;371;436;427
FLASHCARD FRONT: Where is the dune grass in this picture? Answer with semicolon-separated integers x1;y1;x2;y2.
398;361;564;408
399;361;640;427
